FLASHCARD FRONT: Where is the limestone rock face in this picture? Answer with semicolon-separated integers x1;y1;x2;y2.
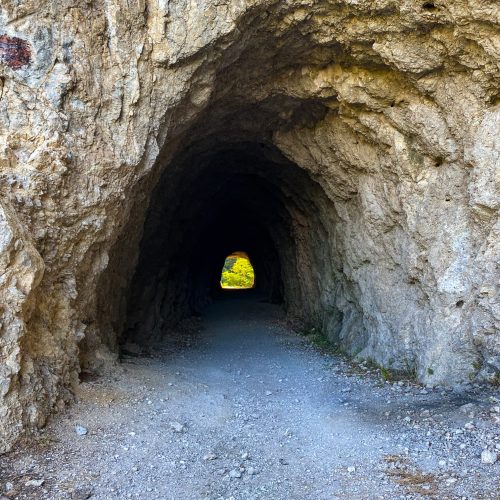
0;199;44;451
0;0;499;451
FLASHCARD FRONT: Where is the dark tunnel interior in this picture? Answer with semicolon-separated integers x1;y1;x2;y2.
123;141;338;345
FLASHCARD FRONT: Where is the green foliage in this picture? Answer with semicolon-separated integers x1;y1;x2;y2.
222;257;237;273
472;360;482;371
401;360;418;381
220;256;255;288
364;358;380;370
427;367;434;375
311;332;333;351
309;331;345;356
380;366;392;381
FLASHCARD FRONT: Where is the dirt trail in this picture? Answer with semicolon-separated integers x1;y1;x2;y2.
1;298;499;499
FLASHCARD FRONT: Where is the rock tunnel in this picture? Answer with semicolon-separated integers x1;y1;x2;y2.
0;0;498;453
124;142;335;346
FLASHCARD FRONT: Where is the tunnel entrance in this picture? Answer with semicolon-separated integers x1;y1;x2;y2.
220;252;255;290
1;0;497;457
122;141;340;348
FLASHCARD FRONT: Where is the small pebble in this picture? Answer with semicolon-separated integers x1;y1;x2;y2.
75;425;88;436
170;422;186;433
481;450;497;464
25;479;44;487
459;403;476;414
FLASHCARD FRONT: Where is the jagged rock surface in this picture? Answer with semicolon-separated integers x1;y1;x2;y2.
0;0;498;452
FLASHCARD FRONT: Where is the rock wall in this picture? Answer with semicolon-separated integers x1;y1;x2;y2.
0;0;498;452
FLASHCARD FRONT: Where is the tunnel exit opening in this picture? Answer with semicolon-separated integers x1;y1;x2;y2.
220;251;255;290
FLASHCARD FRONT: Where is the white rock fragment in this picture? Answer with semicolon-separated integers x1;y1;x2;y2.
170;422;186;433
459;403;476;414
25;479;44;487
75;425;88;436
481;450;497;464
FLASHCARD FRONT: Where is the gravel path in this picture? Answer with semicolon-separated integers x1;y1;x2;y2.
1;298;499;499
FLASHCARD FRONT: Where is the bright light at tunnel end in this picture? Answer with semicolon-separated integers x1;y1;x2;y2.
220;251;255;289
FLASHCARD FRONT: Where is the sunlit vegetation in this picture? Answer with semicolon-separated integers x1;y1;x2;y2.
220;253;255;289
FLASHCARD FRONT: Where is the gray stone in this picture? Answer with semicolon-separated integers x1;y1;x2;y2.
75;425;88;436
459;403;476;415
480;450;498;464
170;422;186;433
25;479;44;487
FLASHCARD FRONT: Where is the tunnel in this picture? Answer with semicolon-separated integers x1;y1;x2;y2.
1;0;499;457
70;2;497;389
123;142;338;347
86;76;487;385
